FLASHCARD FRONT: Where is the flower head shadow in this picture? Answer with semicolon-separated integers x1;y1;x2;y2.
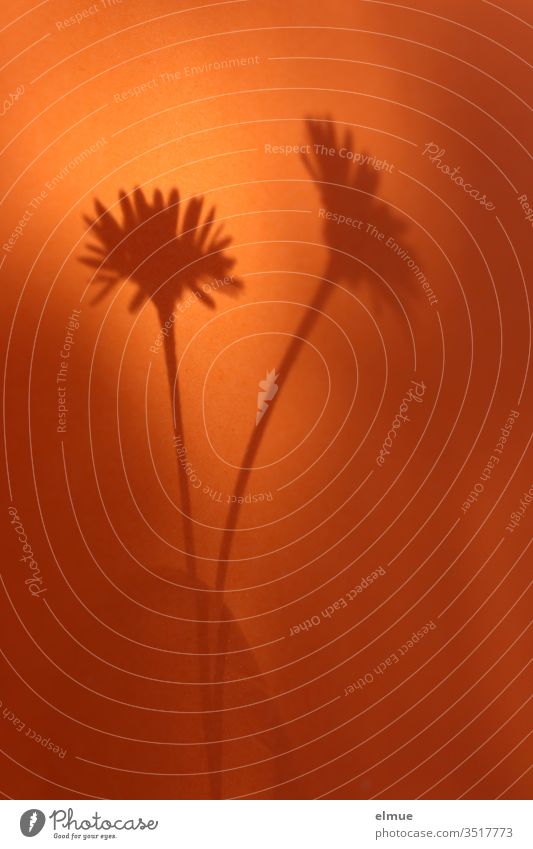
301;116;416;310
80;186;242;317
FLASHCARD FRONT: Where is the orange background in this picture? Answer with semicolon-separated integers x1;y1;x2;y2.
0;0;531;799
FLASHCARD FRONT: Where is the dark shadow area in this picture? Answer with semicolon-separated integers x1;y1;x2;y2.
80;186;242;317
80;186;243;797
210;115;421;795
301;116;419;311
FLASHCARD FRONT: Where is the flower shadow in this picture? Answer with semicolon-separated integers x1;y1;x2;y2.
302;116;420;314
80;186;242;320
